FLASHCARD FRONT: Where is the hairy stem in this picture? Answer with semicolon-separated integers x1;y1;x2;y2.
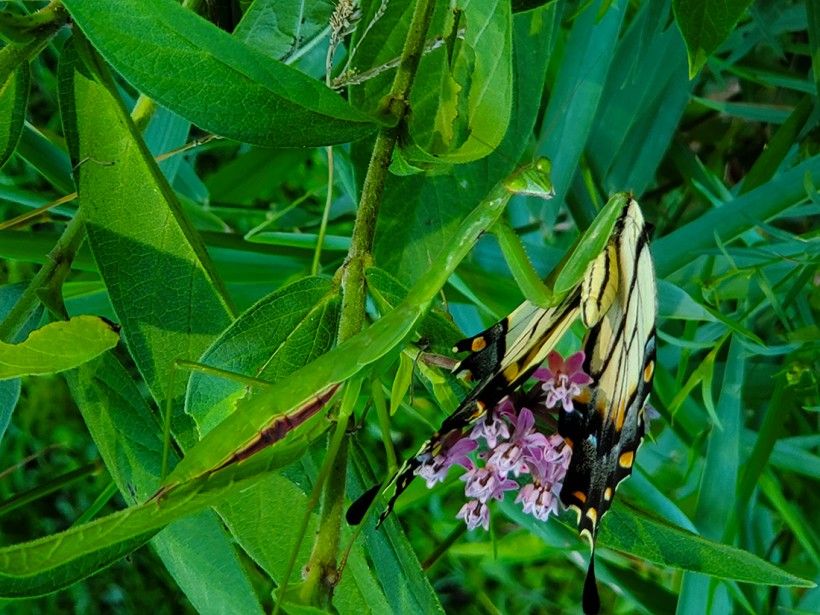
300;0;437;606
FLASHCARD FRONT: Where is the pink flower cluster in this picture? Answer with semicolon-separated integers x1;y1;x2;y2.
413;351;590;530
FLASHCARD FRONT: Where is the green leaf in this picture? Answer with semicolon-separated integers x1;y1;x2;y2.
673;0;755;78
538;0;627;227
374;3;558;285
0;283;42;446
61;0;376;147
0;315;117;379
234;0;334;62
58;38;268;608
349;443;445;614
186;276;341;437
657;280;717;322
216;467;393;613
587;2;690;196
506;502;814;588
679;337;746;613
403;0;513;164
654;156;820;277
807;0;820;97
65;354;265;614
59;38;235;407
0;62;28;168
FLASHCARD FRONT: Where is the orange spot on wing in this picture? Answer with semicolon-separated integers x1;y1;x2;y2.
572;491;587;504
471;337;487;352
503;363;519;382
619;451;634;468
644;360;655;382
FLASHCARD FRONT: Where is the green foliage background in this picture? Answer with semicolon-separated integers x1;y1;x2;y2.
0;0;818;613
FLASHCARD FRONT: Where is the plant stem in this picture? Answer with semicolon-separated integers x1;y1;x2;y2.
300;0;437;605
0;210;86;341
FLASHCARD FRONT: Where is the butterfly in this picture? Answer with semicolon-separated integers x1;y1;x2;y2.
558;198;656;613
348;198;656;615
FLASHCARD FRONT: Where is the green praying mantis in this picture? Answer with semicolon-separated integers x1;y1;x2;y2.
152;158;628;500
0;158;630;602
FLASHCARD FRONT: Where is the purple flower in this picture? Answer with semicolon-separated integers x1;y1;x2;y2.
515;434;571;521
415;436;477;488
488;407;548;477
461;463;518;503
470;397;514;448
456;499;490;531
533;351;592;413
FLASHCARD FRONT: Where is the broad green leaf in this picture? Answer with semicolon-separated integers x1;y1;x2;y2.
181;274;397;612
403;0;513;164
65;354;264;614
216;466;393;614
235;0;334;62
59;39;267;609
0;411;329;599
506;502;813;588
186;276;341;437
0;63;28;168
0;315;117;379
673;0;754;78
374;4;558;285
59;38;235;409
61;0;376;147
161;160;545;489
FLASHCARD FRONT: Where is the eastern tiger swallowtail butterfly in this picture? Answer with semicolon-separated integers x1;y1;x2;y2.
347;197;656;615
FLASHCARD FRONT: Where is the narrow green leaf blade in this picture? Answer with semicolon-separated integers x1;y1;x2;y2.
506;502;814;588
0;63;29;168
